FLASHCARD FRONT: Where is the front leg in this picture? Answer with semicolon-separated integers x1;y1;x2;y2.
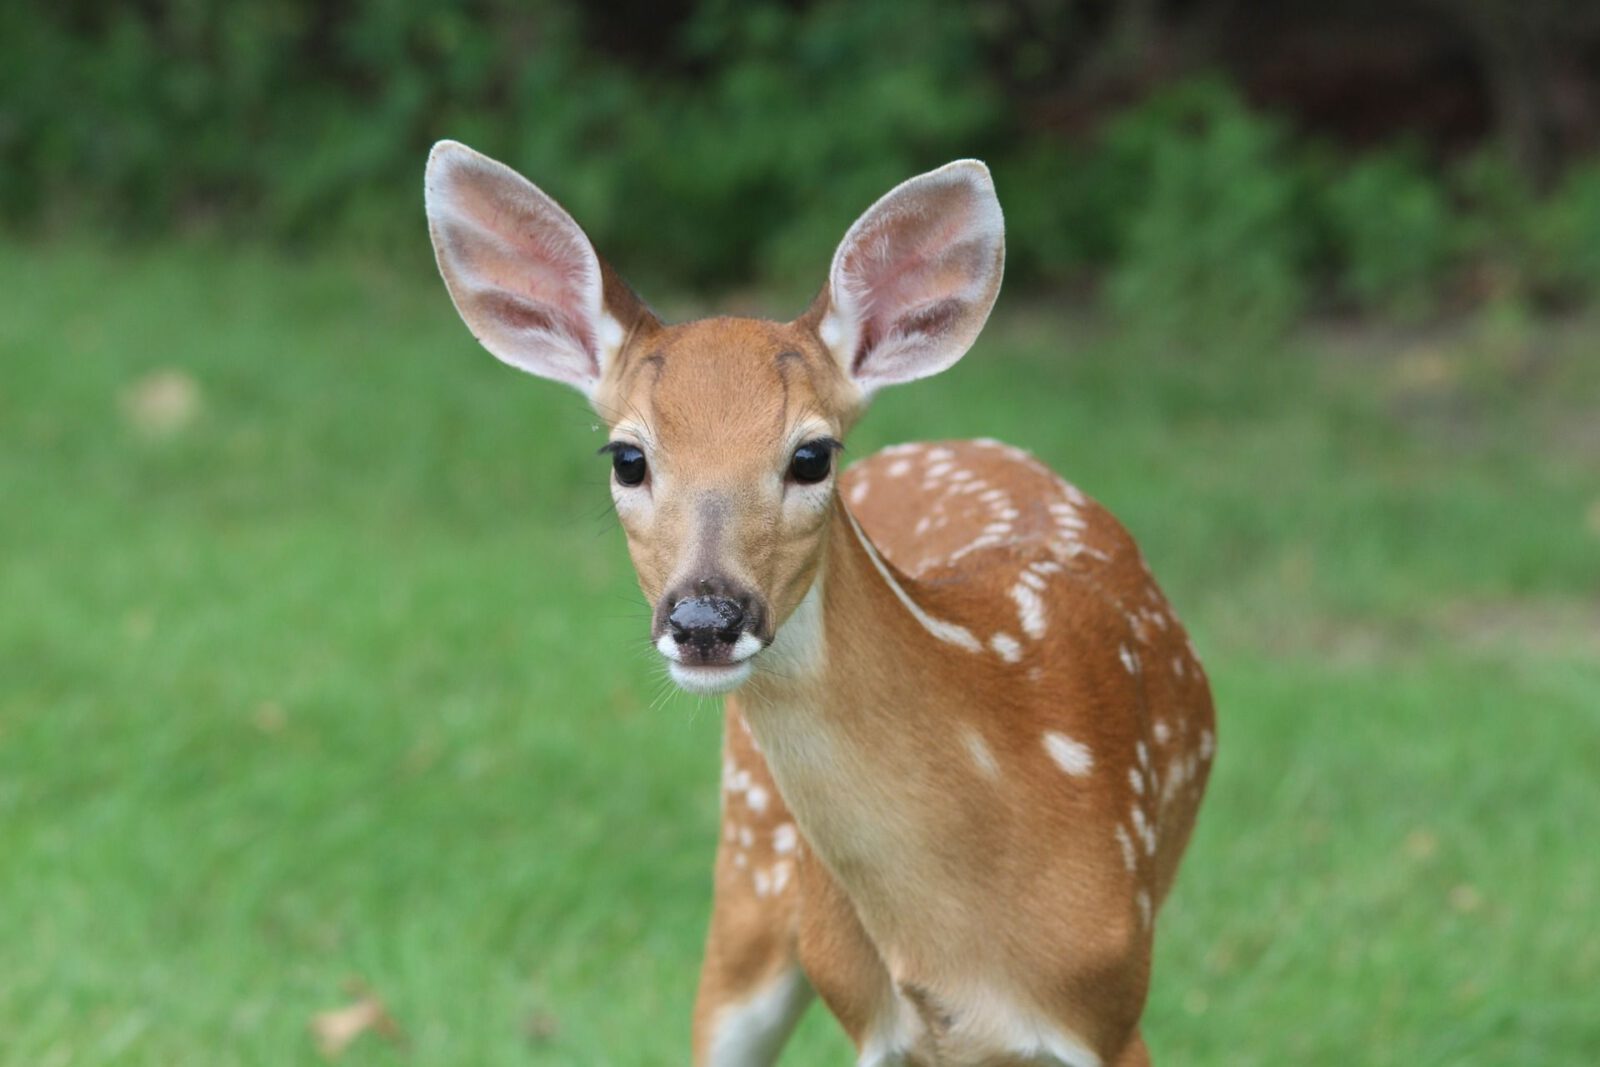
693;706;814;1066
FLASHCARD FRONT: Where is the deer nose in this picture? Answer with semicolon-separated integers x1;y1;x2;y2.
668;595;746;650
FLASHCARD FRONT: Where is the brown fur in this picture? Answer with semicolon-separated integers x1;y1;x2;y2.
593;318;1213;1065
424;143;1212;1064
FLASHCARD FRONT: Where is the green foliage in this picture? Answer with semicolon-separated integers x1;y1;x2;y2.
590;0;1001;297
0;0;999;299
1527;163;1600;303
3;2;1600;324
1449;151;1600;308
1322;150;1456;318
1098;81;1309;342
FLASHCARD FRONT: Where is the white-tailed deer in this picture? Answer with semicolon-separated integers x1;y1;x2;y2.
425;141;1215;1066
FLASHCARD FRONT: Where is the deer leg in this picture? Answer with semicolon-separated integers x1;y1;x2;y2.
693;708;813;1066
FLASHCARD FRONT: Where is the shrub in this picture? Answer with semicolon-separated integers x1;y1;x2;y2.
1101;81;1309;343
1320;150;1456;318
1527;163;1600;304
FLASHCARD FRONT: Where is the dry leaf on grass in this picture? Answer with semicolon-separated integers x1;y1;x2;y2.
120;368;202;437
310;983;403;1060
524;1008;560;1044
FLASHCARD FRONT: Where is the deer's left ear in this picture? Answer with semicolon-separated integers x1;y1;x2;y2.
807;160;1005;396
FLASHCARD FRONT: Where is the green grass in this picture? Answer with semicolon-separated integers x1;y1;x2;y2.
2;241;1597;1065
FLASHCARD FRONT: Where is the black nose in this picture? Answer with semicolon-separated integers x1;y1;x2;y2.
668;595;746;650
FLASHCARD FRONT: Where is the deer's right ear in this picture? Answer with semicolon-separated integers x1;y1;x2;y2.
424;140;654;397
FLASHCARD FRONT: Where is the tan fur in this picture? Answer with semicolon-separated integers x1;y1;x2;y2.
423;144;1213;1065
592;321;1213;1065
593;318;860;633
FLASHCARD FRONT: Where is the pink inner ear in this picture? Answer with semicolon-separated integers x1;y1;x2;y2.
438;164;600;361
831;172;1001;382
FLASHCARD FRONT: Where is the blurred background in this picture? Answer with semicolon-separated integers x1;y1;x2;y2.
1;1;1597;1064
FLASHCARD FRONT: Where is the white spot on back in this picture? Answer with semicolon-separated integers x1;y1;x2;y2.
1115;824;1136;872
989;632;1023;662
1162;756;1187;806
773;823;797;854
1128;766;1144;795
1043;731;1094;776
1009;582;1047;640
1131;805;1156;855
746;785;769;814
1153;719;1172;745
964;728;1001;779
1200;729;1216;760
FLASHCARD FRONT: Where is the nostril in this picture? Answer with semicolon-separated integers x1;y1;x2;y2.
715;601;746;641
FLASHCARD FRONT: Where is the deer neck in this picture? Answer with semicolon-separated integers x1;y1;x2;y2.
737;498;989;935
744;496;956;727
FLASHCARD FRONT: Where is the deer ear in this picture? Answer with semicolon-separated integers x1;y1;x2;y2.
424;140;654;397
810;160;1005;395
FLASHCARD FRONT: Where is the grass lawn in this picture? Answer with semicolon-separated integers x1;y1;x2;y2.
2;241;1597;1065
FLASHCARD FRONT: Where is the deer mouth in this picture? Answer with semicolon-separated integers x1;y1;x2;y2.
654;627;764;695
665;657;757;695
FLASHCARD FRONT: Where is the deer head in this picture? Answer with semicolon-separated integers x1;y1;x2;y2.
424;141;1004;694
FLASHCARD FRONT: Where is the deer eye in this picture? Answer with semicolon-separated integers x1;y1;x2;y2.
604;443;648;487
788;439;837;485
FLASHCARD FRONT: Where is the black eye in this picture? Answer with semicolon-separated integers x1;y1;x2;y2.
788;440;836;484
606;443;647;487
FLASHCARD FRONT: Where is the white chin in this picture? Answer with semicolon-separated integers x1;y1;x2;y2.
669;659;755;695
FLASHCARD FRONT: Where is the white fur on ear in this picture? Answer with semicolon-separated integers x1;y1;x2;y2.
819;160;1005;395
424;140;625;395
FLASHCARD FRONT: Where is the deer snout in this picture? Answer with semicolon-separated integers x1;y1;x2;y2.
654;581;767;694
668;595;746;651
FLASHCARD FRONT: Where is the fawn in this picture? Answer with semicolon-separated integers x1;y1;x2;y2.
424;142;1215;1066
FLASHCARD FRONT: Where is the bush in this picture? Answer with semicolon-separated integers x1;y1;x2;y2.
2;2;1598;324
594;0;1001;297
1527;163;1600;304
1100;81;1309;343
0;0;999;298
1322;150;1456;318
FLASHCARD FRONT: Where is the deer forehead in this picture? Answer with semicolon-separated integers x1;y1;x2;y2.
597;317;855;473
